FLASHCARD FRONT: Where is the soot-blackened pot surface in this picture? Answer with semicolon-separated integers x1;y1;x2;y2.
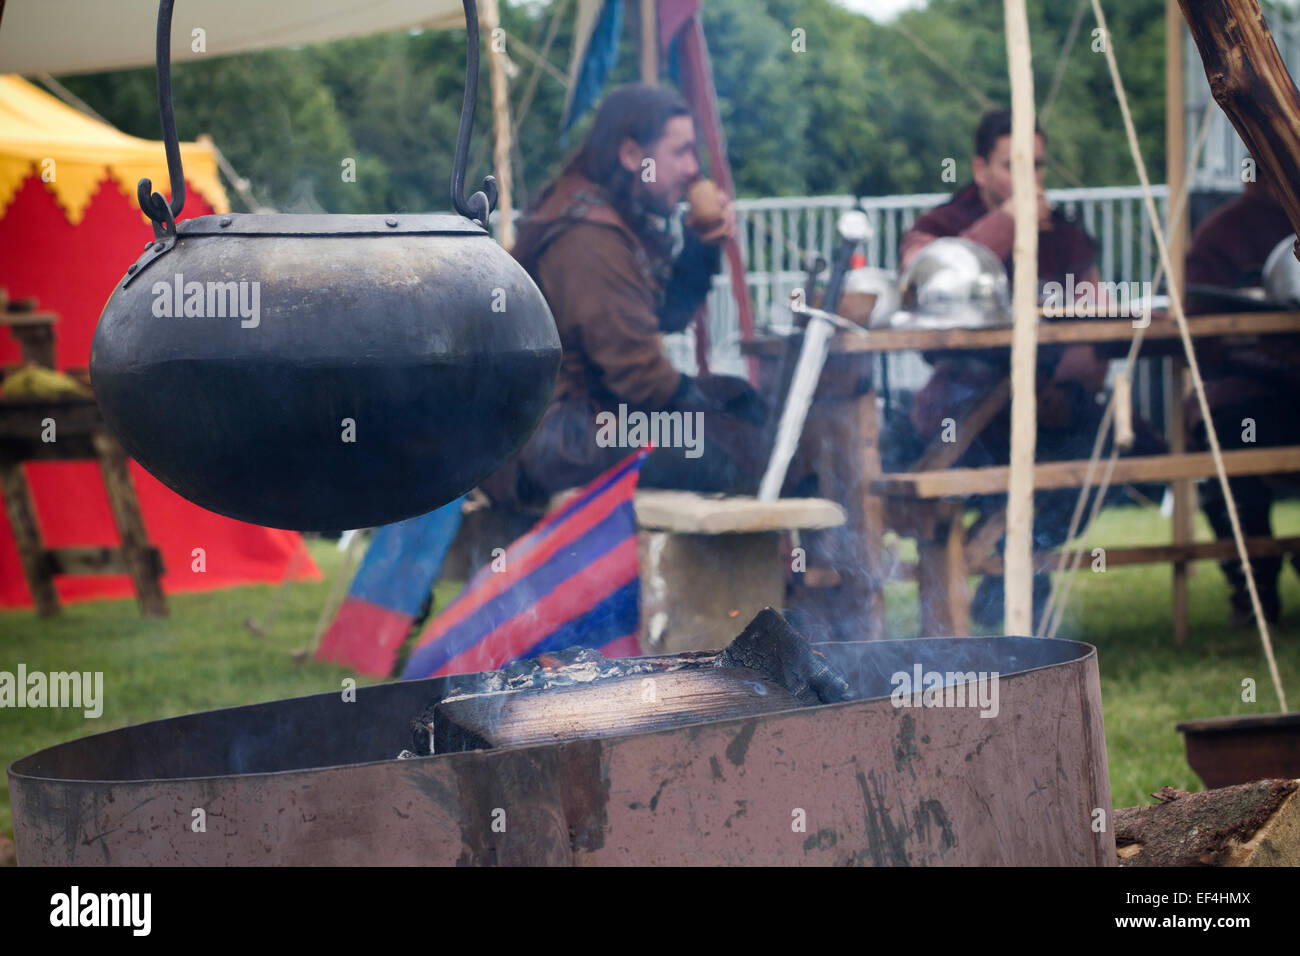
91;215;560;530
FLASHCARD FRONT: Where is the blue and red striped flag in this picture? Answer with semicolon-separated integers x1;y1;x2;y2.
400;450;648;679
316;498;465;676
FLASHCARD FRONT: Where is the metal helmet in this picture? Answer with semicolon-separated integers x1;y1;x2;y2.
894;237;1011;329
1263;233;1300;305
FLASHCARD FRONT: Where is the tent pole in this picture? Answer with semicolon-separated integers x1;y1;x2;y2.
1003;0;1039;635
1166;0;1192;644
481;0;515;250
640;0;658;84
678;14;757;382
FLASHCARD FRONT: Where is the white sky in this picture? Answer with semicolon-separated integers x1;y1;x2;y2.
834;0;928;22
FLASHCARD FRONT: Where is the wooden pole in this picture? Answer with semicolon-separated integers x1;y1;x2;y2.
1179;0;1300;246
678;15;757;382
1003;0;1039;635
1167;0;1192;645
481;0;515;250
1166;0;1188;294
640;0;658;85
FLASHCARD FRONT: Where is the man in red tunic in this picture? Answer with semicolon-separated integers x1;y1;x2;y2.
1184;169;1300;624
900;109;1112;629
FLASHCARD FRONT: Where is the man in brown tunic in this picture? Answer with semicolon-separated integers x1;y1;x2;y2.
483;85;767;511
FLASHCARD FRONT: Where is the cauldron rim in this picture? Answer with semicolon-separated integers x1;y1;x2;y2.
7;636;1097;788
174;211;488;238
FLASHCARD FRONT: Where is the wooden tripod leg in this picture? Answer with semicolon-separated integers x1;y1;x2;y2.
93;431;167;617
0;457;59;616
856;387;887;640
1169;360;1192;646
1179;0;1300;245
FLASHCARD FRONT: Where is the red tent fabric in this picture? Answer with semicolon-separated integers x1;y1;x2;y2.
0;166;320;608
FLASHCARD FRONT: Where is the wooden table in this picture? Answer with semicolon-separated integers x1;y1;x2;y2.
744;310;1300;641
0;289;58;370
743;310;1300;360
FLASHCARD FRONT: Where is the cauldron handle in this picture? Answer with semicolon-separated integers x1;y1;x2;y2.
450;0;499;228
136;0;498;234
137;0;184;241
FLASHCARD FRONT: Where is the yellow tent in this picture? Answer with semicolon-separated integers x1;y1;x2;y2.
0;74;228;224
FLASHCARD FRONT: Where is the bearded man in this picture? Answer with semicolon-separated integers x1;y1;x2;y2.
484;84;768;510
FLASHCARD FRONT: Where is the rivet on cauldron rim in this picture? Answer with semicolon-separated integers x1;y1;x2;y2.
127;264;138;274
153;241;165;252
386;217;399;227
219;217;232;227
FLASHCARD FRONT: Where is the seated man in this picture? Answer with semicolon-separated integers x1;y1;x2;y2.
483;85;768;511
1184;167;1300;624
900;108;1114;629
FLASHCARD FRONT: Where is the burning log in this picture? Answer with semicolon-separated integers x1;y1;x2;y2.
431;669;803;753
415;608;853;755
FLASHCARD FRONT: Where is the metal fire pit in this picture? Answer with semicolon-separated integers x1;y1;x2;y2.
10;630;1113;866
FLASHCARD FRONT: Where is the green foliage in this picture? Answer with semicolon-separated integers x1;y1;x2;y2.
55;0;1174;212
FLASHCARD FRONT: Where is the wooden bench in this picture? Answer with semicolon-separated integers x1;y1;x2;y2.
451;488;845;654
633;491;845;653
872;445;1300;638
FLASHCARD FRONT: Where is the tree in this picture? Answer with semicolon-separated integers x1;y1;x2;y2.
55;0;1173;210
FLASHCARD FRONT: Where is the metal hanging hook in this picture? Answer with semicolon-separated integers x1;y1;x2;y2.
450;0;498;227
140;0;496;232
138;0;186;239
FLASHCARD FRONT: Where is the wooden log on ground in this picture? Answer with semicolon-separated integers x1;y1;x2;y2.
1114;779;1300;866
1179;0;1300;254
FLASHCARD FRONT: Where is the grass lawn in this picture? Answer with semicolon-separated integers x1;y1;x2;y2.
3;501;1299;851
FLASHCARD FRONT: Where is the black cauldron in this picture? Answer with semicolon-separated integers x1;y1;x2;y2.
90;0;559;530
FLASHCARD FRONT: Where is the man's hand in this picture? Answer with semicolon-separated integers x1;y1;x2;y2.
998;188;1053;231
688;195;737;246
